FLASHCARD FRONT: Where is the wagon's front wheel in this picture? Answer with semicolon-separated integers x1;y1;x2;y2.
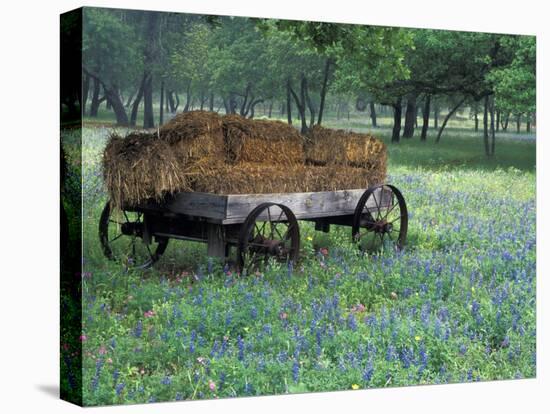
99;201;169;269
352;184;408;253
237;203;300;274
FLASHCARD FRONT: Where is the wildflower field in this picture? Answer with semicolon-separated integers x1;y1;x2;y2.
61;125;536;406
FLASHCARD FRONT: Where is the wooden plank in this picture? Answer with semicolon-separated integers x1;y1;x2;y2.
163;192;228;221
206;223;226;257
222;187;391;224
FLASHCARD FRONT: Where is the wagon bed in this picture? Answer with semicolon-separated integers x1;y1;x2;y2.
99;184;407;273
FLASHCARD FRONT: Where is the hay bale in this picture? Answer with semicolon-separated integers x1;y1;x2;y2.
222;114;305;165
159;110;225;162
305;125;387;173
192;162;378;195
102;132;210;209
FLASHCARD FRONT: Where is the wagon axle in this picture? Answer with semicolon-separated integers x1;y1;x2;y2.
120;221;144;237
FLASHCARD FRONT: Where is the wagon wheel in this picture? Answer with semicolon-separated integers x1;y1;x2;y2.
99;201;168;269
237;203;300;274
352;184;408;253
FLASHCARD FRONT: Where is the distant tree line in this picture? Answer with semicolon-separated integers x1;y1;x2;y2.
81;9;535;156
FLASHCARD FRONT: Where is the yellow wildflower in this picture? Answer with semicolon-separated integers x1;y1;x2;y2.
415;335;422;341
351;384;360;390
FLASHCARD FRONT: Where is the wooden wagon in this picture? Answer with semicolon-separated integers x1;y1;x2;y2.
99;184;408;273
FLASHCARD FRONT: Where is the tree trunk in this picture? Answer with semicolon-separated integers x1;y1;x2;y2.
433;105;439;129
105;88;129;126
142;11;159;129
304;77;316;129
209;92;214;112
402;95;417;138
483;95;490;156
391;99;402;143
369;101;377;127
143;73;154;128
288;76;309;134
317;58;332;125
268;101;273;118
286;79;292;125
183;82;191;112
82;73;90;116
502;112;510;131
130;73;147;126
436;97;467;143
489;96;496;156
420;94;431;141
474;103;479;132
89;77;101;117
159;79;164;126
516;114;521;133
496;110;500;133
526;119;531;133
174;92;180;112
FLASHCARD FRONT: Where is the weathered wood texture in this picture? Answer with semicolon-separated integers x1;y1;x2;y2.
161;187;391;224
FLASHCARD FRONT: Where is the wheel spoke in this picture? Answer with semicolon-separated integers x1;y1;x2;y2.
382;200;398;221
109;233;124;243
389;214;404;224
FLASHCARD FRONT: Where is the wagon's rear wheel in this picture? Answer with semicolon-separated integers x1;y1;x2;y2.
352;184;408;253
99;201;168;269
237;203;300;274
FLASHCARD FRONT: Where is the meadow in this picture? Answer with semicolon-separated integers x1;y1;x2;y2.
61;115;536;406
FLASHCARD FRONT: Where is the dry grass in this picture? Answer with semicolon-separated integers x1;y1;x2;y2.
192;162;379;194
223;114;304;165
102;112;387;207
305;125;387;172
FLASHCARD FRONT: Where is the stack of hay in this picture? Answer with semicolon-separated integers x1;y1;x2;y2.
103;111;387;209
305;125;387;186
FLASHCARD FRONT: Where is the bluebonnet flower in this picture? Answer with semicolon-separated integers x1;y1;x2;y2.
459;344;468;356
112;369;119;382
161;376;171;385
115;382;125;396
237;335;245;361
362;359;374;383
189;330;197;354
471;300;482;324
384;344;395;362
347;313;357;331
91;358;104;392
292;359;300;382
418;344;428;374
219;372;226;391
400;347;413;369
175;392;183;401
134;320;143;338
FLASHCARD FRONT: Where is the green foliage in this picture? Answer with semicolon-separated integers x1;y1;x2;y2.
83;8;141;89
488;36;536;116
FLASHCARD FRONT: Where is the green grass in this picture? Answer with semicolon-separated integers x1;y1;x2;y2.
61;121;536;406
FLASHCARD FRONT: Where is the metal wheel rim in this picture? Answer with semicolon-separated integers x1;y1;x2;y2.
237;203;300;274
98;202;168;269
352;184;408;253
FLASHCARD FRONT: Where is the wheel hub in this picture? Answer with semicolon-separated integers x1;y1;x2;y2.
121;222;144;237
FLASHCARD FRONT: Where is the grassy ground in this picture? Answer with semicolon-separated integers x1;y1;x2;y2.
62;117;536;406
